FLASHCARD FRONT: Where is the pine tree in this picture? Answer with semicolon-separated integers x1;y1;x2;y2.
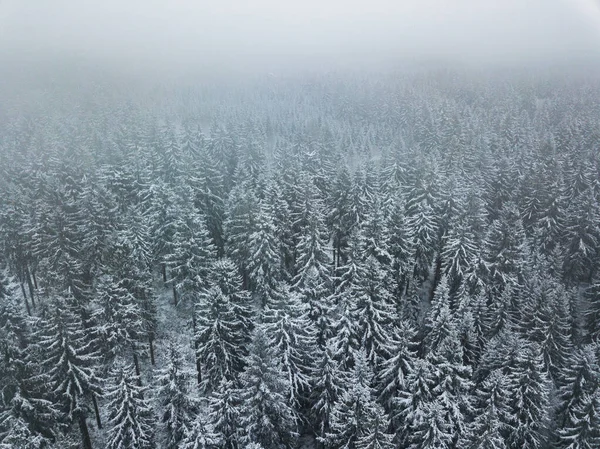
352;255;398;367
482;203;527;292
323;350;392;449
361;199;392;266
224;182;259;287
76;176;118;284
562;191;599;284
105;208;158;366
557;389;600;449
91;275;144;364
311;342;347;444
405;198;438;284
422;276;456;354
441;213;479;296
459;370;512;449
505;343;550;449
35;296;102;449
207;258;253;352
330;285;360;371
180;411;221;449
195;286;248;393
555;345;600;441
105;364;155;449
165;209;217;305
393;357;437;446
354;409;395;449
261;290;315;408
237;328;297;449
292;188;334;347
386;194;414;300
376;320;417;412
518;274;573;379
426;329;473;447
156;344;199;449
0;271;59;446
247;202;284;306
327;166;355;269
208;380;241;449
191;145;226;256
30;182;89;301
585;280;600;341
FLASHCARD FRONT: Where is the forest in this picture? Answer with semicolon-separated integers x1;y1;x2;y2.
0;67;600;449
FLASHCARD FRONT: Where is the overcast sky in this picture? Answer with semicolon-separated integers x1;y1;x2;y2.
1;0;599;75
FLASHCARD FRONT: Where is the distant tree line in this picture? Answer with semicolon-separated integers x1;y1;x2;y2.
0;68;599;448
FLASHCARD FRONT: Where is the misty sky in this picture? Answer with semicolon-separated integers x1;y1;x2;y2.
1;0;599;74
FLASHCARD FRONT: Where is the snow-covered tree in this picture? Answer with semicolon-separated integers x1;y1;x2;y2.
323;350;393;449
105;364;155;449
459;370;512;449
195;286;248;393
237;328;297;449
156;344;199;449
35;296;102;449
311;342;347;444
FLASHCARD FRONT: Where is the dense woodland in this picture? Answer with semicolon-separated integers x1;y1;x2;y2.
1;68;600;449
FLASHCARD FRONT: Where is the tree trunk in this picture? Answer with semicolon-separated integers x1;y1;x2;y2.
162;263;167;283
32;271;38;289
20;283;31;316
192;314;202;385
133;351;142;386
172;286;178;306
428;255;443;304
78;413;93;449
242;270;248;290
91;394;102;429
149;335;156;365
25;265;36;308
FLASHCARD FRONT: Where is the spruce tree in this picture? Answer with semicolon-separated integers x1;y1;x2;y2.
237;328;297;449
505;343;551;449
195;286;248;393
311;342;347;445
35;296;102;449
557;389;600;449
156;344;199;449
459;370;512;449
376;320;417;412
323;350;393;449
261;290;315;408
180;411;221;449
208;380;241;449
105;364;155;449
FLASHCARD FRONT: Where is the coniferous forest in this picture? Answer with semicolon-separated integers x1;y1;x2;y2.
1;68;600;449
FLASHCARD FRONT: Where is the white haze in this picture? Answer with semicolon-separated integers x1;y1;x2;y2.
0;0;599;78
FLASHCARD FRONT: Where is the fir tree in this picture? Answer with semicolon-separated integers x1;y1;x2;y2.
557;389;600;449
105;364;155;449
261;290;315;408
35;296;102;449
459;370;512;449
376;320;417;412
156;344;199;449
323;350;389;449
208;380;241;449
555;345;600;439
311;342;347;445
505;343;551;449
237;328;297;449
180;411;221;449
195;286;248;393
165;209;217;305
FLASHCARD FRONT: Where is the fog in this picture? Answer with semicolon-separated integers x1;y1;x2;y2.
1;0;600;78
